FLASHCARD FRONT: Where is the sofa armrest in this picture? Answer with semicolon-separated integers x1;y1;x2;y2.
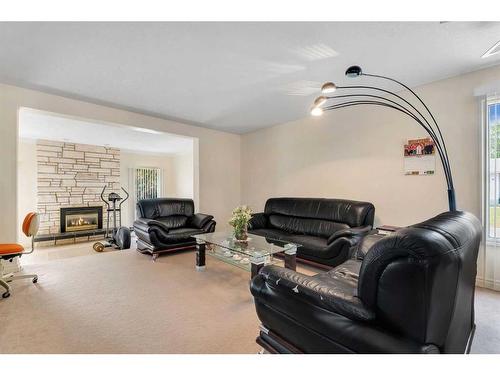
189;213;214;229
133;218;170;233
248;212;268;230
253;265;374;322
327;225;372;245
201;219;216;233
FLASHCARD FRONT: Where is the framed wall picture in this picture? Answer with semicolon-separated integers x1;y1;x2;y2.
404;137;436;175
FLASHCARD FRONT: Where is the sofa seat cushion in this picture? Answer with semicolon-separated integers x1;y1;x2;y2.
315;259;362;285
250;229;336;260
286;235;329;258
153;227;204;243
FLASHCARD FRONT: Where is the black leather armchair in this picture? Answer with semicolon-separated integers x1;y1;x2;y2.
248;198;375;268
251;211;482;354
134;198;216;260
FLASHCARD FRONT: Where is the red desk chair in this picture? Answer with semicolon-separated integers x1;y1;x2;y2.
0;212;39;298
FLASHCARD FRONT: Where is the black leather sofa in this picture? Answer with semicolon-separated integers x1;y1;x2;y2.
133;198;216;260
248;198;375;268
250;211;482;354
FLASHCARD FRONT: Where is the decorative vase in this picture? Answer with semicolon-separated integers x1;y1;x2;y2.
234;227;248;242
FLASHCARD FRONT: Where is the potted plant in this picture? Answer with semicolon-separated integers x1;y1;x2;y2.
229;205;252;242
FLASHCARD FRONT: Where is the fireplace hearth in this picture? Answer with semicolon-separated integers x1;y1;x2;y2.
60;206;103;233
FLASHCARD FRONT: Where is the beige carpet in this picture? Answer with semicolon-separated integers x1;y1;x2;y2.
1;243;500;353
0;248;261;354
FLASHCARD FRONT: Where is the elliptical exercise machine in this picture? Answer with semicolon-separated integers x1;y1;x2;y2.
93;186;131;252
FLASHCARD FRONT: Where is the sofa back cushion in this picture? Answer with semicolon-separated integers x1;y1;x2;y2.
155;216;189;229
268;214;350;238
137;198;194;220
264;198;375;237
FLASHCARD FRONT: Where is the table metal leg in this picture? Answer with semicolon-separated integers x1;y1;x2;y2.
196;242;206;271
284;244;297;271
250;252;266;279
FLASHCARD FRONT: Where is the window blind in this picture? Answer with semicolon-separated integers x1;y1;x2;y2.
135;167;163;201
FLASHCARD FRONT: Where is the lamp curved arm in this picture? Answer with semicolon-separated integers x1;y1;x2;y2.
323;100;449;174
322;100;456;210
323;100;450;181
363;73;444;138
362;73;452;186
325;93;448;167
335;85;442;148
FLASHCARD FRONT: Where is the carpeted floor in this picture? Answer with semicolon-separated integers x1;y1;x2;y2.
1;243;500;353
0;248;261;354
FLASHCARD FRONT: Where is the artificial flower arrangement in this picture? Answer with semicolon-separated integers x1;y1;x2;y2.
229;205;253;241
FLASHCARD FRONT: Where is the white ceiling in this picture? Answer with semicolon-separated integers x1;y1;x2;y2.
2;22;500;133
18;108;194;155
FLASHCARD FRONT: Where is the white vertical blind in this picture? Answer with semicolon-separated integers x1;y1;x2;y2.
135;167;163;201
130;167;164;221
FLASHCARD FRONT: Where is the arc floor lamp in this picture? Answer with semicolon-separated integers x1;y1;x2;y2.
310;65;456;212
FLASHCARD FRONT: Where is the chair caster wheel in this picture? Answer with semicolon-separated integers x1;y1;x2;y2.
2;291;10;298
32;276;38;283
93;242;105;252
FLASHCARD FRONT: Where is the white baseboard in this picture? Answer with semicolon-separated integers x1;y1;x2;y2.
476;276;500;290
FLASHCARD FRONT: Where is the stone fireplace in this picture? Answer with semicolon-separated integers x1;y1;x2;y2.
60;206;103;233
36;139;120;236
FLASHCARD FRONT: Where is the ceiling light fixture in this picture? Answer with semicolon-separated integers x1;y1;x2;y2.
321;82;337;94
313;96;327;107
310;107;323;116
310;65;456;211
482;40;500;59
345;65;363;77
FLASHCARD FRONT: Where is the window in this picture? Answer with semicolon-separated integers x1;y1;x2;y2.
486;98;500;239
135;167;163;201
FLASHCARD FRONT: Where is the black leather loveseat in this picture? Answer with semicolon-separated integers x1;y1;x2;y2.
248;198;375;268
133;198;216;260
250;211;482;354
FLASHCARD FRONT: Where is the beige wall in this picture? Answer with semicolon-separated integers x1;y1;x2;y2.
17;139;38;245
120;150;195;227
173;151;195;200
1;83;240;242
241;65;500;227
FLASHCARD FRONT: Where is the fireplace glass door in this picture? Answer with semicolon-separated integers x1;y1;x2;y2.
65;212;99;232
60;206;103;233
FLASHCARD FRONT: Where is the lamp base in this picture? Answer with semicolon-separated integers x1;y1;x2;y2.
448;188;457;212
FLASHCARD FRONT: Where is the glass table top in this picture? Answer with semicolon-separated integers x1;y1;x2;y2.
193;231;301;258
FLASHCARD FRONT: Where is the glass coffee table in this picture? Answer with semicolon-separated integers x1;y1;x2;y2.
193;232;300;279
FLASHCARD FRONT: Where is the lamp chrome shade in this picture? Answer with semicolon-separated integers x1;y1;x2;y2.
345;65;362;77
310;106;324;116
313;96;328;107
321;82;337;94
